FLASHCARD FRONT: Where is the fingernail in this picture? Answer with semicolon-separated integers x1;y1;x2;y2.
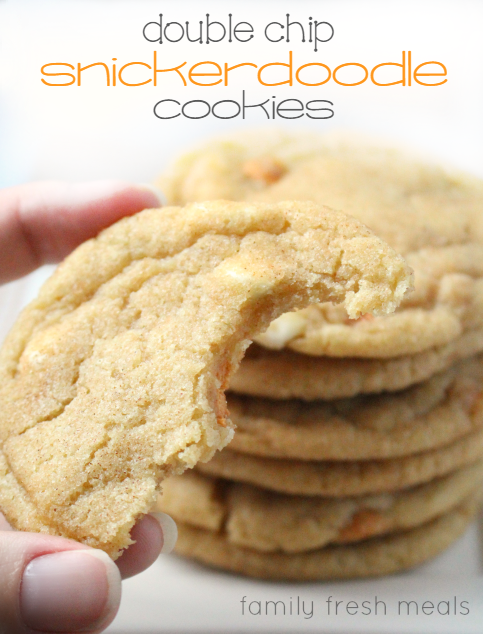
151;512;178;554
21;549;121;632
138;183;167;207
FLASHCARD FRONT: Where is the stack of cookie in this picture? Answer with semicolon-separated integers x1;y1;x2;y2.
156;131;483;580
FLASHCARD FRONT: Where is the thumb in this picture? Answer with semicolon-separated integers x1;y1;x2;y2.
0;180;165;283
0;530;121;634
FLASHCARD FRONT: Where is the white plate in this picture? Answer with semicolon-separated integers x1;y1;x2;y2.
107;519;483;634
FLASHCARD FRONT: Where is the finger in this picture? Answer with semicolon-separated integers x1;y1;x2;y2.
116;512;178;580
0;532;121;634
0;181;165;283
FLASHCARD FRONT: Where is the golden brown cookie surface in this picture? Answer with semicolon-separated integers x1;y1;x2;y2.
173;494;480;580
161;131;483;360
198;428;483;497
231;330;483;400
0;200;411;557
158;462;483;553
227;356;483;460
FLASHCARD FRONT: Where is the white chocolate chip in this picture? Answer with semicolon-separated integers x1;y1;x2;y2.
255;312;307;350
218;262;274;299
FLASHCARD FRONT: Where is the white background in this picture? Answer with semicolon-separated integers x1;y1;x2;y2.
1;0;483;186
1;1;483;632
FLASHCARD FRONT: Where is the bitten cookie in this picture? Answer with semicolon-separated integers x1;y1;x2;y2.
0;200;411;557
161;131;483;360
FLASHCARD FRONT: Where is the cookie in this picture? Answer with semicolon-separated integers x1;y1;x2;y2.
256;246;483;359
158;461;483;553
198;428;483;497
158;130;322;205
161;130;483;359
173;494;480;580
227;357;483;460
0;201;411;558
231;329;483;400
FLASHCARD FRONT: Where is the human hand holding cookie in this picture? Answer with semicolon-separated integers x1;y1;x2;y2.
0;182;412;632
0;180;175;634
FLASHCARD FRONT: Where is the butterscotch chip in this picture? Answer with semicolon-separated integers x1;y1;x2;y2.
0;200;411;557
198;428;483;497
158;461;483;552
242;157;287;184
172;494;480;580
160;130;483;360
158;130;319;204
226;356;483;460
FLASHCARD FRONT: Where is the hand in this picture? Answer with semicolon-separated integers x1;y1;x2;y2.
0;181;178;633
